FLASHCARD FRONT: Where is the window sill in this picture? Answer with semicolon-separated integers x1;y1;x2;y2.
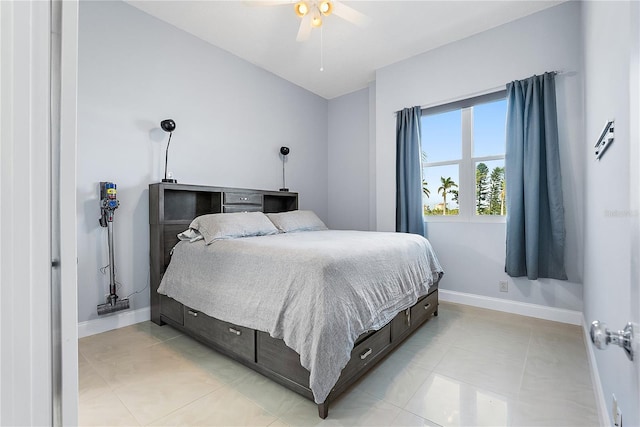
424;215;506;224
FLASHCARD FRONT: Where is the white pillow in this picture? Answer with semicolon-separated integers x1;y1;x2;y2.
177;228;203;243
188;212;278;245
266;210;328;233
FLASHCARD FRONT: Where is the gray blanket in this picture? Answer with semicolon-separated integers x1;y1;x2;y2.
158;230;443;403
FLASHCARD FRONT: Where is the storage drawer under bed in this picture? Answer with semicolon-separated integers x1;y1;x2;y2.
183;307;255;361
391;290;438;339
160;294;184;326
337;323;391;384
256;332;311;387
410;291;438;328
256;323;393;390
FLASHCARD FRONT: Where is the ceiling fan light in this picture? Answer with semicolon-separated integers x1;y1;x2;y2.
311;15;322;27
294;1;309;17
319;1;333;16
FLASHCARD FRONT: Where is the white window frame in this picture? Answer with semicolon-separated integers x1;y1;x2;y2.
421;90;507;223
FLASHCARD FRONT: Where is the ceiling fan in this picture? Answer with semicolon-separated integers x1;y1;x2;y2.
247;1;370;42
293;1;369;41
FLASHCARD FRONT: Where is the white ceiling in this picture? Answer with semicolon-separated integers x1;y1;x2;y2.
126;0;563;99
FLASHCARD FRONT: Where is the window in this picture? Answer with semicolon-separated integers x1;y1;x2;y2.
421;91;507;220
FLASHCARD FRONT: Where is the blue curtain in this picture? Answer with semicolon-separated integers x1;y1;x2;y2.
396;106;425;236
505;73;567;280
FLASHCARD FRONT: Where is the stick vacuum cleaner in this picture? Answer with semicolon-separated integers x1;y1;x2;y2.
97;182;130;315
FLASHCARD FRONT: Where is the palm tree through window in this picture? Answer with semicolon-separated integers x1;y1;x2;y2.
421;92;507;219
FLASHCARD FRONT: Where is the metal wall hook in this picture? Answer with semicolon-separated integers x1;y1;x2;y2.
590;320;634;361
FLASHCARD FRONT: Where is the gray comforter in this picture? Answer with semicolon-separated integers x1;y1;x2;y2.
158;230;443;404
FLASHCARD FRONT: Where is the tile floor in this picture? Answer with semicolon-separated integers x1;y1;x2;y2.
79;302;601;426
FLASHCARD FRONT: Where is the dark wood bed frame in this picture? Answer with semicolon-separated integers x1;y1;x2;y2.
149;183;439;419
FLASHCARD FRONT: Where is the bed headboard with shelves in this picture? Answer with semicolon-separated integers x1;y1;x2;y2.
148;183;298;324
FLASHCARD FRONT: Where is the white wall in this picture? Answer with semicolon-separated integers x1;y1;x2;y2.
77;1;328;323
327;88;370;230
373;1;584;311
582;1;639;425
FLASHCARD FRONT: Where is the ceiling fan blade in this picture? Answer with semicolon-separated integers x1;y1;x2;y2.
243;0;292;6
332;1;371;27
296;13;312;42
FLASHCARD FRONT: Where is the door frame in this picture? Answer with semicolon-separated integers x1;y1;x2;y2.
0;1;79;425
58;0;80;425
1;1;55;424
630;1;640;424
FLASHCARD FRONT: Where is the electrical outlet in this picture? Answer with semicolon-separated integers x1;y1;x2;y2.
613;394;622;426
499;280;508;292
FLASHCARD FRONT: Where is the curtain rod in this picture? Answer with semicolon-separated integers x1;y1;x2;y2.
393;70;569;115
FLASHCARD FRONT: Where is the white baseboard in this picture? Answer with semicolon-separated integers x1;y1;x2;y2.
438;289;583;325
582;315;611;427
78;306;150;338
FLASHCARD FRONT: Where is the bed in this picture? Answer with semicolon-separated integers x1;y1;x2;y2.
149;183;443;418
